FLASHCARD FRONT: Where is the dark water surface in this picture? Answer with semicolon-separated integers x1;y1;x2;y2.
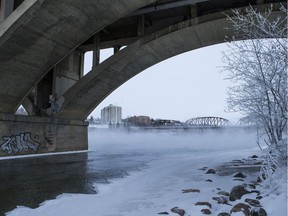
0;150;147;216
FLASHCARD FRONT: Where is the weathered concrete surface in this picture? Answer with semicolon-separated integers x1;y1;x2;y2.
0;113;88;157
57;3;285;120
0;0;157;113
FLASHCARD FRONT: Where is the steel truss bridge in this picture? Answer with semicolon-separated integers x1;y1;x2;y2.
185;117;230;127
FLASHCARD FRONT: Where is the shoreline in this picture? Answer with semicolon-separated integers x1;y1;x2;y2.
155;154;286;216
7;154;287;216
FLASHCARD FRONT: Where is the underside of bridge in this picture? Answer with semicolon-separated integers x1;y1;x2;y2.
0;0;286;156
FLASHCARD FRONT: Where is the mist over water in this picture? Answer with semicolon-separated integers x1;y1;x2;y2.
88;127;257;158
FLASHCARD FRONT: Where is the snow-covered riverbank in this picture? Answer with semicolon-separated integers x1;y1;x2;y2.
7;128;287;216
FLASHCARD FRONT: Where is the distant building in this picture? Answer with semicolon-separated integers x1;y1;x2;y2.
124;116;151;126
150;119;182;127
101;104;122;124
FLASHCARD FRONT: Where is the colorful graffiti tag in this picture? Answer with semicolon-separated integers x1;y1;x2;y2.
0;132;40;155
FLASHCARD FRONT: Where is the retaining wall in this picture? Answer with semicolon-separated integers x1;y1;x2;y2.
0;114;88;157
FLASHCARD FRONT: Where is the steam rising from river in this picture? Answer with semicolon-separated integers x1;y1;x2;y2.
88;127;257;157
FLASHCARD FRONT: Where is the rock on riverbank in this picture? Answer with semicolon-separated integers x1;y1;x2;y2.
158;156;272;216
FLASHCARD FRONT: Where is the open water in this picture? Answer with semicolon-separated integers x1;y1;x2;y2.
0;127;255;215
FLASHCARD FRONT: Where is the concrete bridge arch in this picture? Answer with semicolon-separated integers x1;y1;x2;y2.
55;3;286;120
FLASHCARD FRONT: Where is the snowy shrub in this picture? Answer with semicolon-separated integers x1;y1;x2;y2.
260;139;287;194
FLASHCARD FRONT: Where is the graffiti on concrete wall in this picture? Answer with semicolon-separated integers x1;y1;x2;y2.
0;132;40;155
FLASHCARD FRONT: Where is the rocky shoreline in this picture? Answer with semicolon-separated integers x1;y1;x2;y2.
158;155;267;216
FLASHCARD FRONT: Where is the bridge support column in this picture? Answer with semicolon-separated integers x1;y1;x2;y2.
0;0;14;22
0;113;88;157
51;49;84;112
92;34;100;68
32;49;84;115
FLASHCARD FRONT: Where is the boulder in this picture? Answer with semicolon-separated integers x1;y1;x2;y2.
171;207;185;216
230;203;251;216
182;188;200;193
213;196;229;205
256;195;263;200
201;209;212;215
244;198;261;207
233;172;247;178
195;201;212;209
158;212;169;215
229;185;250;201
233;178;244;181
217;191;230;196
205;169;216;174
217;213;231;216
251;207;267;216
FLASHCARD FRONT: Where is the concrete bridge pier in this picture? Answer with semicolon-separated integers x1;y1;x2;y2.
50;49;85;114
0;0;89;157
0;47;88;157
4;49;88;157
0;113;88;157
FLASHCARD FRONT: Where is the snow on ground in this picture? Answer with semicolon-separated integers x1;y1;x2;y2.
7;128;287;216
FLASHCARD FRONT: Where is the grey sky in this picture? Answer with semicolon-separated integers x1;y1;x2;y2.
84;43;242;123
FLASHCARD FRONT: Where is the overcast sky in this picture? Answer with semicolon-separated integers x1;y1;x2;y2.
84;43;243;123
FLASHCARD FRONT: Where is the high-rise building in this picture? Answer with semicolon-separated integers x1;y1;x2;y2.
101;104;122;124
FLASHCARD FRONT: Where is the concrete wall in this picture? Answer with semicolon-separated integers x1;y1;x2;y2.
0;113;88;157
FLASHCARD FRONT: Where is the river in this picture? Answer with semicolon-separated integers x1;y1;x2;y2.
0;127;256;215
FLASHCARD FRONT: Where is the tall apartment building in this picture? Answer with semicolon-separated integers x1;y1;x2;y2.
101;104;122;124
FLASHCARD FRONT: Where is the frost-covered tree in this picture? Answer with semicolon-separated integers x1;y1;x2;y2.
223;5;287;146
222;5;287;184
